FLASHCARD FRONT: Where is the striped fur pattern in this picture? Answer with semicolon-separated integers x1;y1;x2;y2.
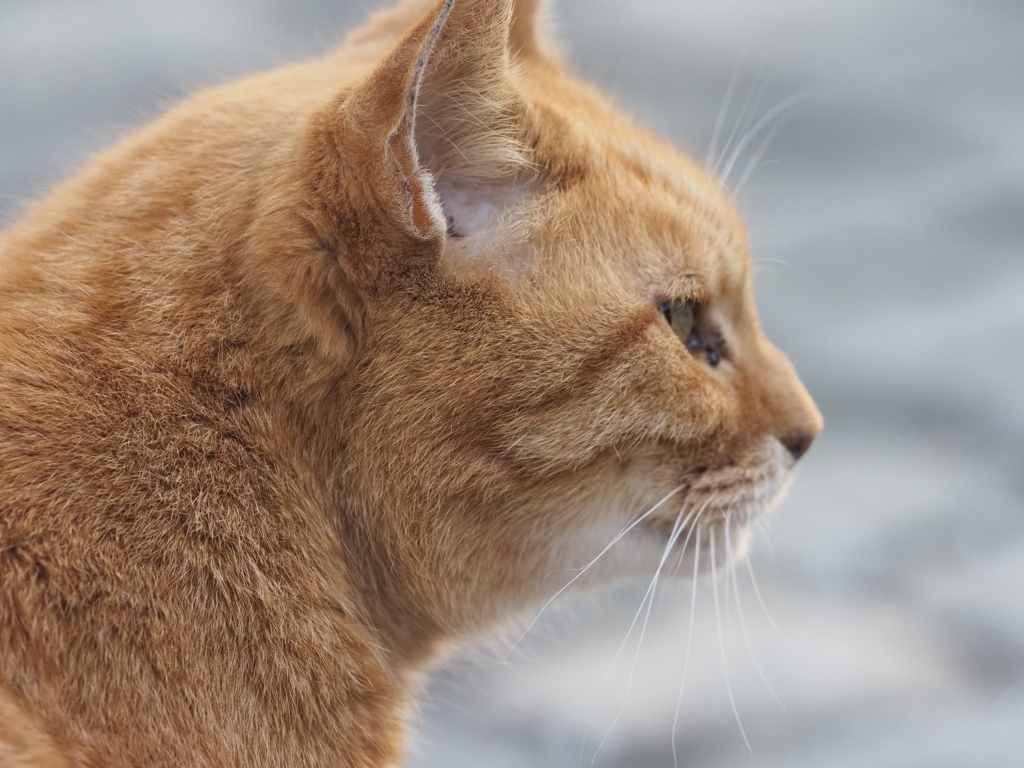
0;1;821;765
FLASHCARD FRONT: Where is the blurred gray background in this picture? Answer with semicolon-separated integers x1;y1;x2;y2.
2;1;1022;766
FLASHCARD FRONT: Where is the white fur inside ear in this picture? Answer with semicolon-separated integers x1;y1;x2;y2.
437;178;536;238
436;176;542;279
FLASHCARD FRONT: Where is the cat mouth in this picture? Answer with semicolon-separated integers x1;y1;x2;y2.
636;482;776;579
643;455;792;545
643;490;765;540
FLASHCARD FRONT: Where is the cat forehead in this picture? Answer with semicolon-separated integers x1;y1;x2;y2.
555;136;751;300
519;71;752;298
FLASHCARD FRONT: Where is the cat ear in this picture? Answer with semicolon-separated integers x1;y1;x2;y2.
510;0;554;59
337;0;534;246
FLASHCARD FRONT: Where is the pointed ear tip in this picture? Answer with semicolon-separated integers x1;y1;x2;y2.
510;0;556;54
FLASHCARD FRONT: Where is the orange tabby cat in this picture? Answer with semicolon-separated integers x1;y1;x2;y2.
0;0;822;765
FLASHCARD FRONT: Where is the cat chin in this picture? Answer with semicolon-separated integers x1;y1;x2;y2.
569;438;794;588
562;515;757;597
552;497;778;600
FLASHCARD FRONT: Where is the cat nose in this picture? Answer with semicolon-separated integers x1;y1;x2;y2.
755;340;823;463
773;390;822;462
779;429;816;461
773;394;822;463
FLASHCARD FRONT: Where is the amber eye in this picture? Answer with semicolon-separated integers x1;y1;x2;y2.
659;298;694;341
659;298;725;368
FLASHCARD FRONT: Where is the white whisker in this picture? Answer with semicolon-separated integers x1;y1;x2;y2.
578;500;693;765
705;49;746;170
713;63;766;179
720;92;814;187
668;493;709;580
734;108;791;196
711;526;753;754
669;530;690;580
499;434;527;457
671;524;701;768
724;516;737;644
505;484;685;660
755;518;777;559
727;518;784;709
745;553;783;636
752;256;793;271
591;502;693;762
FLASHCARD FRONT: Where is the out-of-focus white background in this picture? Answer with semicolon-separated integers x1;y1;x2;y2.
2;1;1022;766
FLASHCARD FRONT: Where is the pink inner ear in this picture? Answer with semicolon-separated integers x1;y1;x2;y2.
436;177;543;282
436;176;538;239
376;0;539;244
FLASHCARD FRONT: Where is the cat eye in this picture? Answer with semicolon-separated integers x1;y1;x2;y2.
659;298;724;367
660;298;694;340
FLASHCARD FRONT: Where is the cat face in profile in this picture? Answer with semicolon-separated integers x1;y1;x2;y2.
0;0;821;764
332;0;822;642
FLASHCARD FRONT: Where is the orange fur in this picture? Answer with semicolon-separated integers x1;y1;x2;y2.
0;1;822;765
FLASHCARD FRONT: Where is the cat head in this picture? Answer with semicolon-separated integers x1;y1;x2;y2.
288;0;822;653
